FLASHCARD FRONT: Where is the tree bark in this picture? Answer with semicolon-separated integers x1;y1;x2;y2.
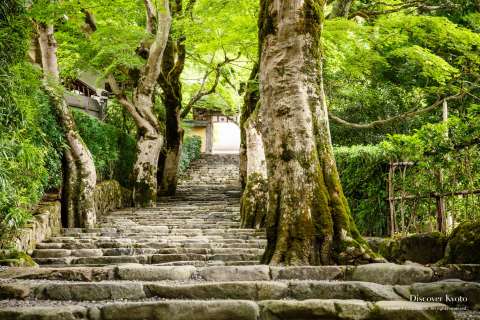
37;23;97;229
330;0;355;18
157;33;186;196
239;64;268;228
241;112;268;229
259;0;379;265
240;64;259;189
109;0;171;207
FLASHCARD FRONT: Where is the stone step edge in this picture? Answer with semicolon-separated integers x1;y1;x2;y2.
1;263;479;284
0;299;456;320
2;279;478;310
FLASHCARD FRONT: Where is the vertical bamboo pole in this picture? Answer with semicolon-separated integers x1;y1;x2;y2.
388;162;396;236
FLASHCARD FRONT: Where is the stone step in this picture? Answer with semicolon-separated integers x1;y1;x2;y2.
3;264;480;284
36;242;266;250
32;248;264;259
0;278;478;309
1;299;459;320
32;253;262;265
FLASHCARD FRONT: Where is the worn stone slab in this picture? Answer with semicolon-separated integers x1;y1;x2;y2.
259;299;372;320
270;266;345;281
0;306;88;320
197;265;270;281
35;282;146;301
0;283;31;299
117;265;195;281
151;254;206;263
289;280;403;301
101;300;259;320
145;281;289;300
0;267;113;281
349;263;434;285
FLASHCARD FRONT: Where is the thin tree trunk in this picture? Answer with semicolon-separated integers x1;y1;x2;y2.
241;112;268;229
37;23;97;228
240;64;267;228
157;35;185;196
159;104;184;195
330;0;355;18
240;64;259;189
259;0;378;265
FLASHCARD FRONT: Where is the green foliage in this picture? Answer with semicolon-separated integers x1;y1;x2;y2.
325;12;480;146
335;145;389;236
178;135;202;174
73;110;136;187
336;109;480;236
0;1;64;248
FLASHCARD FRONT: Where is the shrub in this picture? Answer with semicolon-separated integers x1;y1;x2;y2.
73;110;136;187
179;135;202;174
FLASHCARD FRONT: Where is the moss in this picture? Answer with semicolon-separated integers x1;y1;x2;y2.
0;250;37;267
443;221;480;264
134;179;156;208
240;173;268;229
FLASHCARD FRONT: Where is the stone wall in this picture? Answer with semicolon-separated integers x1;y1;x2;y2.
14;180;132;254
94;180;132;221
14;201;62;255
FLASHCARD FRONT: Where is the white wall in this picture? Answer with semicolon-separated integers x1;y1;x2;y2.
212;122;240;154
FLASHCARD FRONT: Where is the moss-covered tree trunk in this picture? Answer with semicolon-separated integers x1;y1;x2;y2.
259;0;379;265
37;23;97;229
240;64;268;228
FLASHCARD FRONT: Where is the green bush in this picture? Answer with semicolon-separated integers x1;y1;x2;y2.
335;145;389;236
73;110;136;187
179;135;202;174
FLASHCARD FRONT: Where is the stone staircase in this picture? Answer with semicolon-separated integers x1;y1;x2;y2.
0;154;479;319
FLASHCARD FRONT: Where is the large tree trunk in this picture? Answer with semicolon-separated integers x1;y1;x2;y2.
133;130;163;206
37;23;97;228
259;0;378;265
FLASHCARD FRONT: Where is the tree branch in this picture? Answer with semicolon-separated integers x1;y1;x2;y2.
108;74;151;129
143;0;157;34
329;93;465;129
138;0;172;96
181;52;241;119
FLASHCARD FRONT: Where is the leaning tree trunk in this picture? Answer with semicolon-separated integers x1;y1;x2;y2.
259;0;378;265
109;0;171;207
37;23;97;228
